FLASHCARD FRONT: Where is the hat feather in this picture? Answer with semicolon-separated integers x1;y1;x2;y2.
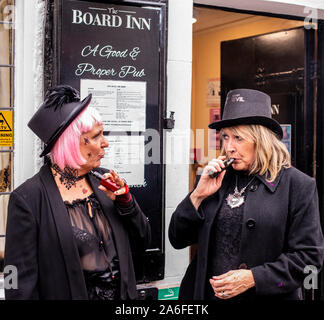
43;85;80;111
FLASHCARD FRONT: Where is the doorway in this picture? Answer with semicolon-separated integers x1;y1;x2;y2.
191;7;308;179
191;5;322;300
221;26;314;175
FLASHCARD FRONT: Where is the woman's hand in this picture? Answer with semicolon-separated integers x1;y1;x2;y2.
190;156;227;210
98;170;127;201
209;269;255;299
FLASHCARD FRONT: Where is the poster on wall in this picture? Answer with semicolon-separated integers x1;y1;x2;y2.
81;79;146;131
281;124;291;155
206;78;221;107
209;108;221;150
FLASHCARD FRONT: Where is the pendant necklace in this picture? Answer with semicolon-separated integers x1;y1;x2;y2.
226;174;256;209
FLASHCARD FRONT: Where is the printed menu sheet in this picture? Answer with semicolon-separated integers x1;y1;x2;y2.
81;79;146;131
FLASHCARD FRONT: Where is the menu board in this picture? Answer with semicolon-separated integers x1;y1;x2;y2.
80;79;146;132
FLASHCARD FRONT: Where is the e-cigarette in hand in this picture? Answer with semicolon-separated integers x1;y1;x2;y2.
90;170;122;192
209;158;235;179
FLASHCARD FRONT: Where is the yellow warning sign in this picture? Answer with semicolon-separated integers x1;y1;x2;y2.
0;111;13;147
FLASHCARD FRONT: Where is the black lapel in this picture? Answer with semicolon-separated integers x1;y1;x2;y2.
39;164;87;299
255;168;285;193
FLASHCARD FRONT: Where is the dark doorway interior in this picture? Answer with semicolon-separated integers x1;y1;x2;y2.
221;27;315;176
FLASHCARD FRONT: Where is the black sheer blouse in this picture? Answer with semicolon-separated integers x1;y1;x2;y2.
64;193;117;272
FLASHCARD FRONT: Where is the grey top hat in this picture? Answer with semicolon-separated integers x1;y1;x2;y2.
28;85;92;157
208;89;283;139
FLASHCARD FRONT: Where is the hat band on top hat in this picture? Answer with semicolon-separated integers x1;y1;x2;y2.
208;115;283;139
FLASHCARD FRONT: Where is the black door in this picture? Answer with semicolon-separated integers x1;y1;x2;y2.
221;27;315;176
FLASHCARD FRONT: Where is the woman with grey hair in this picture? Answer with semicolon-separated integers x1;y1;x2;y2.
169;88;324;300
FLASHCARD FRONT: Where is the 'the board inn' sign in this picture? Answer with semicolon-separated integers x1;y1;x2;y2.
71;7;152;30
58;0;161;88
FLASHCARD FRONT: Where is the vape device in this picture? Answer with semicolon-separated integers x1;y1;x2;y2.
90;170;121;192
209;158;235;178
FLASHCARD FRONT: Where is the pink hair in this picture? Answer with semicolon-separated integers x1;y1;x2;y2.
50;106;102;169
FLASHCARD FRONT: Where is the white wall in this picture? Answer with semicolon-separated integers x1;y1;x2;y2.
153;0;193;289
14;0;45;189
1;0;41;300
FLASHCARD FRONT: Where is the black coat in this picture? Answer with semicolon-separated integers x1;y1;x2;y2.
4;163;151;300
169;166;324;300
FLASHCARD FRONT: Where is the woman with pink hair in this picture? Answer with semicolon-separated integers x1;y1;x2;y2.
4;85;151;300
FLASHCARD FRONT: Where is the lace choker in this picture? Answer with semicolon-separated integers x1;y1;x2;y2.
52;163;86;190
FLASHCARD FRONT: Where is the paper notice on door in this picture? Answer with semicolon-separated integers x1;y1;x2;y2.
100;135;145;187
206;78;220;107
81;79;146;132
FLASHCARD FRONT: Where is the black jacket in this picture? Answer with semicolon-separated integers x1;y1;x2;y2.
4;163;151;300
169;166;324;300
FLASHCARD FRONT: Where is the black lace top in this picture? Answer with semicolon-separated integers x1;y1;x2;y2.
206;171;254;300
64;193;117;272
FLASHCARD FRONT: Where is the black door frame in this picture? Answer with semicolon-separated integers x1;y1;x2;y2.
44;0;168;285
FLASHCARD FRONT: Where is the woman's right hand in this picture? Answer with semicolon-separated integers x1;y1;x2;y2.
190;156;227;210
98;171;127;201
